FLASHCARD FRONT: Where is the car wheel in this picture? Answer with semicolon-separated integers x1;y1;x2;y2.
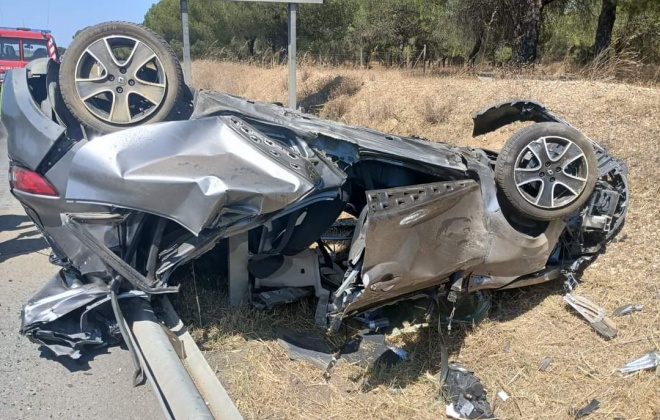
59;21;183;133
495;122;598;221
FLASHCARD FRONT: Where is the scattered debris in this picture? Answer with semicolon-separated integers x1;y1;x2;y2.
277;339;335;371
563;293;617;339
445;403;463;419
497;390;510;401
612;304;643;317
539;356;553;371
340;332;408;368
619;350;660;374
355;314;390;332
442;362;494;419
575;399;600;418
276;329;409;374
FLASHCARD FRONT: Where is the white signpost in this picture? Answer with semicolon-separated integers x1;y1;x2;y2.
179;0;323;110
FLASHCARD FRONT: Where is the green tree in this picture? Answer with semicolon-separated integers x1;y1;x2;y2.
137;0;659;70
144;0;230;58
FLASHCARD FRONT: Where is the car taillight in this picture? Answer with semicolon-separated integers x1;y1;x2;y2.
9;165;58;196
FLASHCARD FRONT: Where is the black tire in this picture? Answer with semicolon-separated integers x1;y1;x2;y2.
495;122;598;221
59;21;183;133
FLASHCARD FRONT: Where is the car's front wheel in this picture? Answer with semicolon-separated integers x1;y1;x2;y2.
496;122;598;221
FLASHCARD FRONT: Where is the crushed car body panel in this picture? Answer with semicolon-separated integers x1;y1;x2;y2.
66;115;339;235
471;100;564;137
1;69;65;170
21;271;115;359
344;179;565;314
191;90;468;174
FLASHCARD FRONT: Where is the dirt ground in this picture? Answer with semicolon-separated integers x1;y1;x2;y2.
175;61;660;419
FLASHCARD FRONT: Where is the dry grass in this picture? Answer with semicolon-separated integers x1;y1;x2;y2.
180;60;660;419
578;49;643;82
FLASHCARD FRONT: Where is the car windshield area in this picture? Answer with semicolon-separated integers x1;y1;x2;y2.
0;38;21;61
22;39;48;61
0;38;48;61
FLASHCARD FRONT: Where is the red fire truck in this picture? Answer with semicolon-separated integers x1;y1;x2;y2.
0;27;58;86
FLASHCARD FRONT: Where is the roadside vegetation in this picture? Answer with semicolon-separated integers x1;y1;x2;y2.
143;0;660;84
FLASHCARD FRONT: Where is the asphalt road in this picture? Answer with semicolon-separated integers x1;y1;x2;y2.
0;128;162;419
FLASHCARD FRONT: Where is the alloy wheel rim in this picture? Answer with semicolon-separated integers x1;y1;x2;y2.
74;35;167;125
514;136;589;209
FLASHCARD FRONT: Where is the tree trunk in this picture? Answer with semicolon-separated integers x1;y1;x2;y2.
511;0;545;65
468;30;484;66
246;36;256;56
594;0;617;56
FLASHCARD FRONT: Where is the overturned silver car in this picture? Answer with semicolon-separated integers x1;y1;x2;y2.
2;23;628;361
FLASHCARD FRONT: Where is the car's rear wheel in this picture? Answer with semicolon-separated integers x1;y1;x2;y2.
59;21;183;133
496;122;598;221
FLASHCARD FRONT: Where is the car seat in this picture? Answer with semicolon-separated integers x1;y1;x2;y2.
248;193;347;278
3;45;18;59
31;49;48;59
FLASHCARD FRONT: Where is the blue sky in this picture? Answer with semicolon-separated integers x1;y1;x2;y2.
0;0;158;47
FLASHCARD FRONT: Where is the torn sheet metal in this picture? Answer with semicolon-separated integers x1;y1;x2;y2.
357;180;489;314
612;304;643;317
619;350;660;374
20;269;146;358
20;271;112;358
575;399;600;418
346;179;564;314
563;293;617;339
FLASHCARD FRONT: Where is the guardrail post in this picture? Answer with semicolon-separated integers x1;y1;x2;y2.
228;232;250;306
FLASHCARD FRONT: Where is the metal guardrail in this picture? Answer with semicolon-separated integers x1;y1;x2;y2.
160;297;244;420
123;297;243;419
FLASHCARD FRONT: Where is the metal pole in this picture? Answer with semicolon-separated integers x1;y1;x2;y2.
228;232;249;307
287;3;297;109
180;0;192;84
423;44;427;75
